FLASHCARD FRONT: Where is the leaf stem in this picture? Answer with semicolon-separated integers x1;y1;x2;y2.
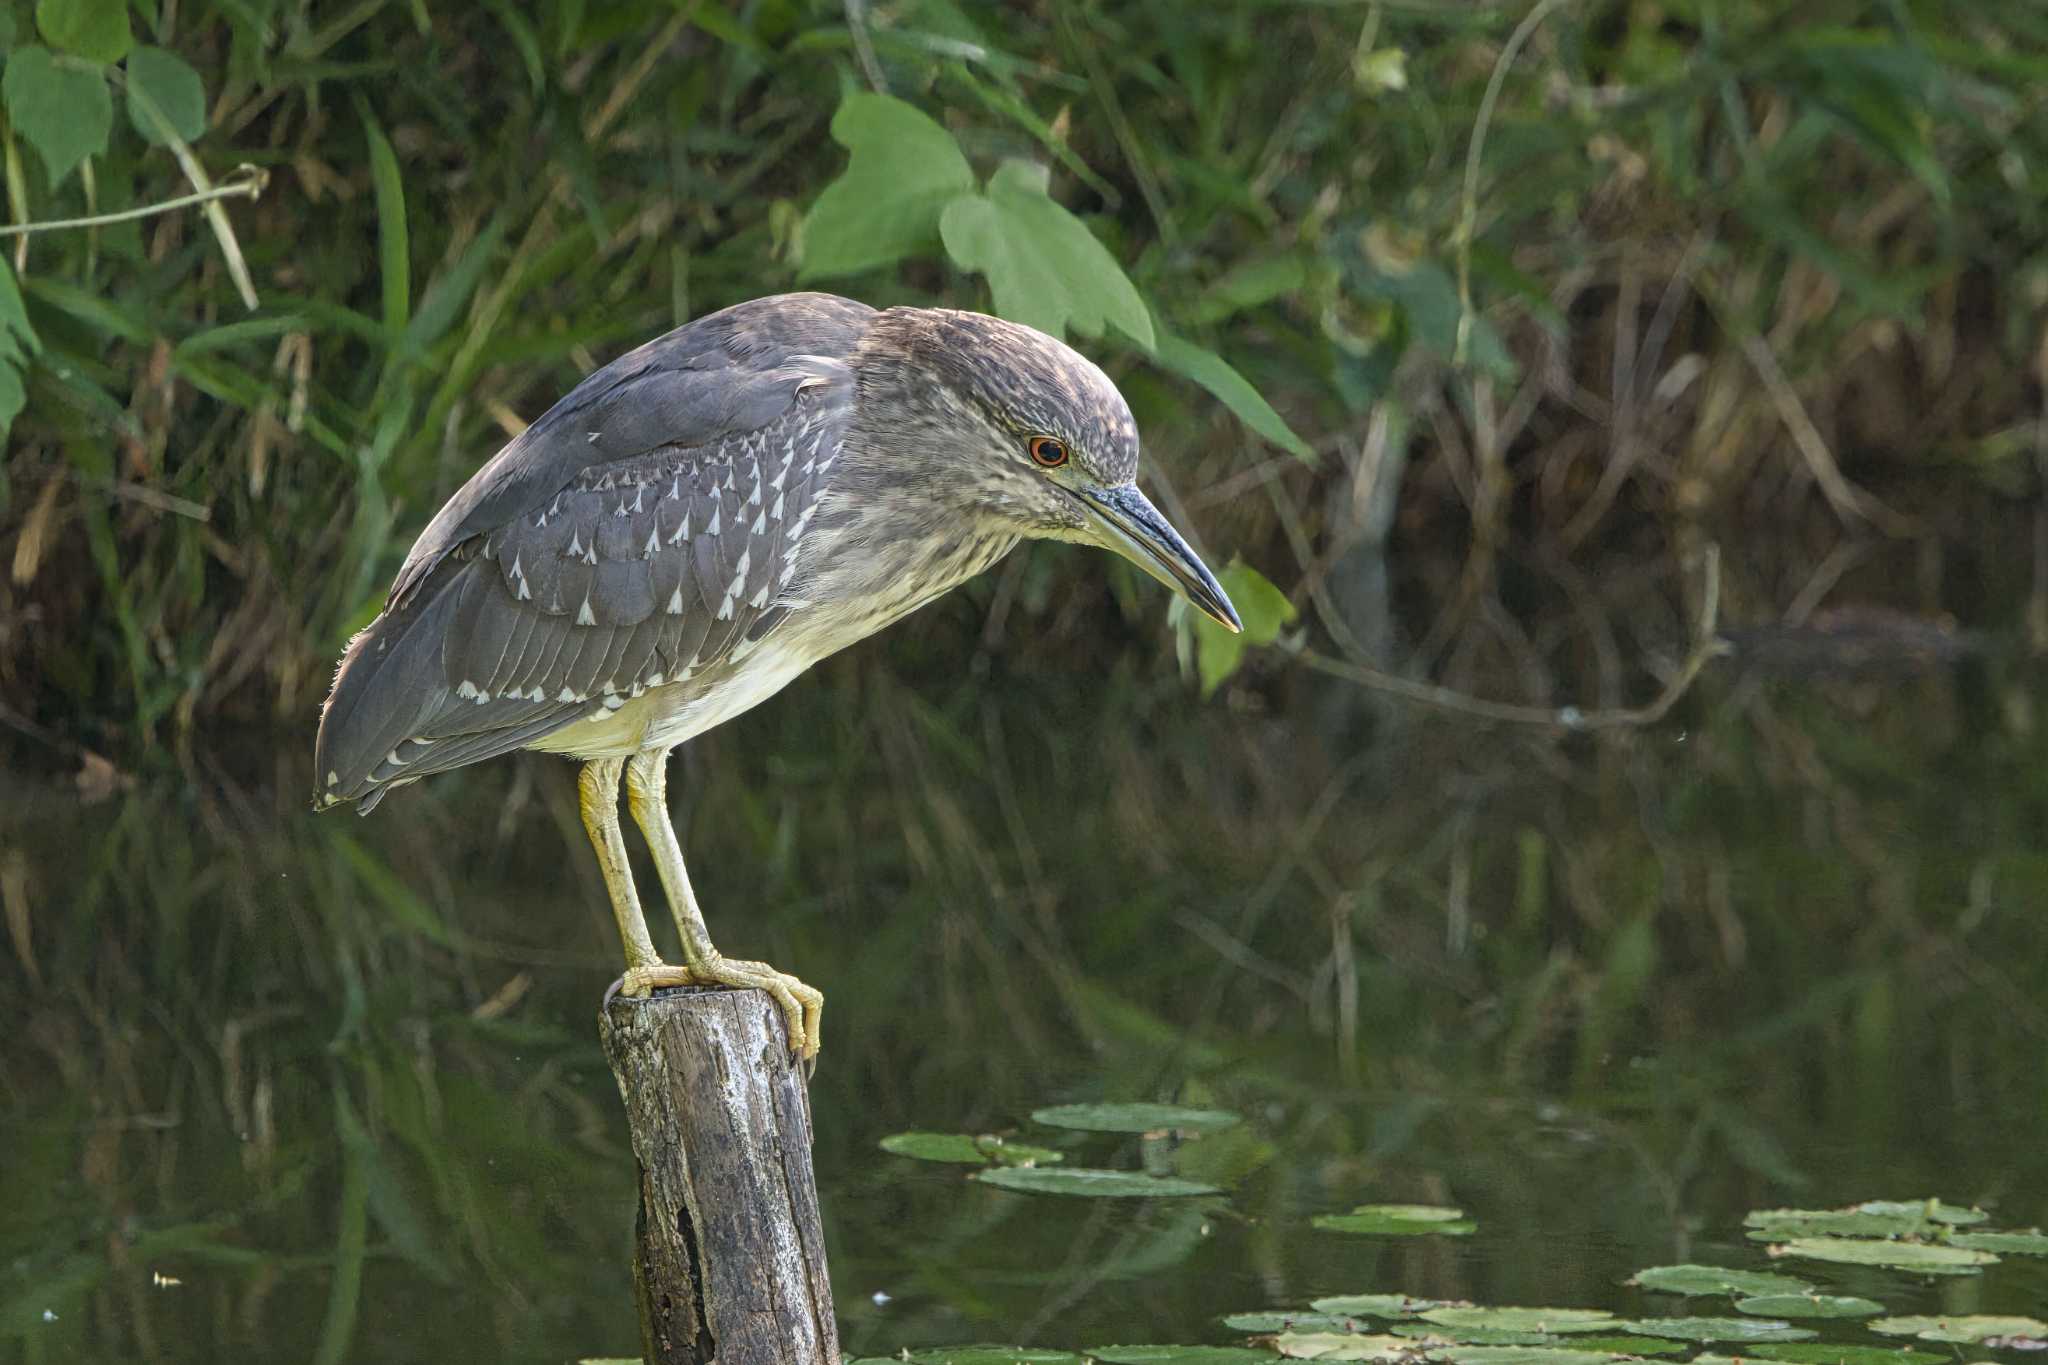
0;164;267;237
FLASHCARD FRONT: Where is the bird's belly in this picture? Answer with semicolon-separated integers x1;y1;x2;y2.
528;636;822;759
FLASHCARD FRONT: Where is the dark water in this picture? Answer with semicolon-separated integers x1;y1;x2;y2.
4;638;2046;1362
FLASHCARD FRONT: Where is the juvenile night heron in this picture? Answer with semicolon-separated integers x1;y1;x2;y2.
314;293;1240;1058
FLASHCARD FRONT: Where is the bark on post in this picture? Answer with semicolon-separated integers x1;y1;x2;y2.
600;986;839;1365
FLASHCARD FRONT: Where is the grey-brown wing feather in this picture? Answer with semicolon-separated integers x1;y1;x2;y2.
315;293;865;811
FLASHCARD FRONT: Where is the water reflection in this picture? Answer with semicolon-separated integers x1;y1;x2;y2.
4;647;2045;1362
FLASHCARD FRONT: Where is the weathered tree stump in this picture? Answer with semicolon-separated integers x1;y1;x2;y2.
600;986;839;1365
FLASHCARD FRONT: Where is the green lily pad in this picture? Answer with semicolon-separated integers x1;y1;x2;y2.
1430;1349;1633;1365
1229;1313;1377;1335
1562;1338;1687;1356
1745;1212;1923;1240
1311;1296;1448;1318
1629;1265;1813;1297
1706;1346;1944;1365
1770;1236;1997;1274
1030;1103;1243;1134
899;1350;1087;1365
1391;1326;1552;1346
1091;1349;1282;1363
1419;1310;1615;1335
975;1167;1219;1198
1946;1229;2048;1255
1618;1317;1815;1343
1315;1206;1476;1237
1852;1199;1987;1225
1736;1296;1884;1319
1276;1334;1420;1362
879;1132;1064;1166
1870;1316;2048;1344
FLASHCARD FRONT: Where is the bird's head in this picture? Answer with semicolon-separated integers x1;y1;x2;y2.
857;307;1241;632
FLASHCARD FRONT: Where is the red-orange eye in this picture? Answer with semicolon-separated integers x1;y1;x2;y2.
1028;436;1069;468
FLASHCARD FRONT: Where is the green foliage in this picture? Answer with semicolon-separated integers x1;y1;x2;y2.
1312;1204;1476;1237
974;1167;1219;1198
1029;1102;1240;1134
940;159;1153;350
798;92;974;281
1194;562;1295;698
2;46;110;184
35;0;128;62
0;261;39;442
123;47;205;144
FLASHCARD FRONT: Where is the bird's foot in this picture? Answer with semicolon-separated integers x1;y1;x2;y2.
608;961;701;1005
686;953;824;1062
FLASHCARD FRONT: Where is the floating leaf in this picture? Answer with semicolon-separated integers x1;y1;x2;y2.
1391;1326;1551;1346
940;159;1154;348
1228;1313;1376;1335
1030;1103;1241;1134
1770;1237;1997;1274
1194;562;1297;698
1704;1346;1944;1365
1418;1311;1614;1335
124;46;204;143
1745;1212;1922;1240
879;1132;1063;1166
1562;1338;1687;1356
37;0;129;62
2;45;112;185
974;1166;1218;1198
1618;1317;1815;1343
1736;1296;1884;1320
1850;1199;1987;1226
900;1350;1087;1365
798;93;974;281
1870;1316;2048;1344
1275;1333;1420;1361
1629;1265;1813;1297
1946;1230;2048;1255
1092;1349;1282;1363
1310;1296;1447;1318
1433;1349;1633;1365
1154;332;1312;459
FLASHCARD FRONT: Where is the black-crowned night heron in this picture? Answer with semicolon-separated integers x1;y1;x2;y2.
313;293;1240;1058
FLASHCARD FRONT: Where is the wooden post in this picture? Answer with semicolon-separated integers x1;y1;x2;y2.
600;986;840;1365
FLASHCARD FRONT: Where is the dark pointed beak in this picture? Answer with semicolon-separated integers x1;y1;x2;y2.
1076;484;1241;633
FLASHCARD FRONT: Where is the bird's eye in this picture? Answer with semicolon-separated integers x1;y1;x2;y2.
1028;436;1069;469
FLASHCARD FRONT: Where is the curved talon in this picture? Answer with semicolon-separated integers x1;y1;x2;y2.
689;954;824;1060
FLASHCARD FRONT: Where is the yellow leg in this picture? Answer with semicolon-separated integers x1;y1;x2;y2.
624;748;824;1059
578;757;694;998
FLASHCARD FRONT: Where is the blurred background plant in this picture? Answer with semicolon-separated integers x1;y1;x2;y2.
3;1;2047;1362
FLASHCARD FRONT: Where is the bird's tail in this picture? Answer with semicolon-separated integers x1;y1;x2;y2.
311;579;463;813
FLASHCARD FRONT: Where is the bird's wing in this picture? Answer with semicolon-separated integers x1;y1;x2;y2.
314;293;868;810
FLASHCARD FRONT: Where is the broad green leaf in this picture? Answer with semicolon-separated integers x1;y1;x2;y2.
1155;332;1312;459
1558;1338;1687;1356
1228;1313;1380;1335
0;261;39;443
1030;1102;1240;1134
3;45;112;185
1274;1332;1419;1361
878;1131;1063;1166
37;0;129;61
1850;1198;1987;1225
1617;1318;1814;1343
1309;1296;1445;1318
1195;562;1295;698
1433;1350;1634;1365
1418;1311;1614;1335
1734;1296;1883;1320
1092;1349;1282;1363
1946;1229;2048;1254
940;159;1153;348
1391;1327;1551;1346
1190;253;1311;324
1771;1236;1996;1273
798;92;973;281
1628;1265;1812;1297
974;1166;1218;1198
1314;1205;1474;1237
1713;1347;1943;1365
124;46;204;143
1869;1316;2048;1344
900;1350;1086;1365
